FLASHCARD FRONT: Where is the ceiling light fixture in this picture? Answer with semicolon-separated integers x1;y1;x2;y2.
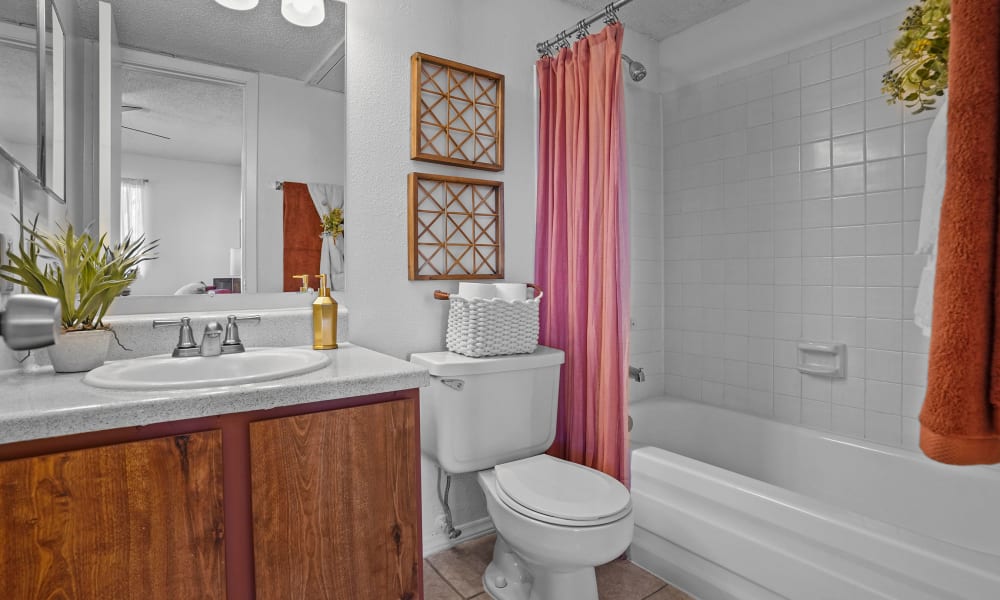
281;0;325;27
214;0;327;27
214;0;259;10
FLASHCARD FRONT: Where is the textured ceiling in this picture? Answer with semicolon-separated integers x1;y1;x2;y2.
0;0;346;83
121;68;243;165
0;1;37;28
559;0;749;41
0;1;340;164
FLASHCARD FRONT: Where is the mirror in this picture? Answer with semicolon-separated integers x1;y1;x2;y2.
0;0;347;300
0;1;42;178
0;36;38;172
118;68;244;296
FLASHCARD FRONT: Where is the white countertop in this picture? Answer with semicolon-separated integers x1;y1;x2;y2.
0;343;429;445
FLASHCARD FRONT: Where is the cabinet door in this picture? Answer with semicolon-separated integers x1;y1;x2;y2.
0;431;226;600
250;398;420;600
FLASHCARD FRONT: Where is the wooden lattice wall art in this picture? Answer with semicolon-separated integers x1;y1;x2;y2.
408;172;504;280
411;53;505;171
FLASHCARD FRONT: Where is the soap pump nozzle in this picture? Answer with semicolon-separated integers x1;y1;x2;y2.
292;274;310;293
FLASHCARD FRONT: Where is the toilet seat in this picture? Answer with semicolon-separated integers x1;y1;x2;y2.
494;455;631;527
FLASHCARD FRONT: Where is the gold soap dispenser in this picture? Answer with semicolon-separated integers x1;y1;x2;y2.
312;274;338;350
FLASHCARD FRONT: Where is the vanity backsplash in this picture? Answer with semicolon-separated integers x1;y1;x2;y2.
5;306;348;369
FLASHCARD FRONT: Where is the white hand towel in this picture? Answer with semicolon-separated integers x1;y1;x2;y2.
914;96;948;336
306;183;345;291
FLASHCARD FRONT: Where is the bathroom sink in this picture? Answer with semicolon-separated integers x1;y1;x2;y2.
82;347;331;391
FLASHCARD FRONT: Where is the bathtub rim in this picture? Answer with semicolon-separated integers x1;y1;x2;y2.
628;397;1000;569
629;396;1000;483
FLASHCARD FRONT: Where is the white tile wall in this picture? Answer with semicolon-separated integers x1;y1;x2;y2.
627;86;665;403
660;14;932;453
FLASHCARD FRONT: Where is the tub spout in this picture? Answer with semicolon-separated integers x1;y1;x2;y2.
629;365;646;382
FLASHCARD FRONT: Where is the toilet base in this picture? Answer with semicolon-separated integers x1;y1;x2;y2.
481;535;599;600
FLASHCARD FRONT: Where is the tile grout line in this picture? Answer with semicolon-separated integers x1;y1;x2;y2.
640;583;669;599
426;560;466;600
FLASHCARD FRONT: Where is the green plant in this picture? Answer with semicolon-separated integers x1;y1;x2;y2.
882;0;951;114
0;219;157;332
321;207;344;239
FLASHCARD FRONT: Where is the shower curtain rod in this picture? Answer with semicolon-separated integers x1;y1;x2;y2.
536;0;635;56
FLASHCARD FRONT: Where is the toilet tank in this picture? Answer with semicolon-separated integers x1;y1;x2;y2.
411;346;565;475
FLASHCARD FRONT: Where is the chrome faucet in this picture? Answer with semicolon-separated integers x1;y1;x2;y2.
221;315;261;354
153;315;261;357
199;322;224;357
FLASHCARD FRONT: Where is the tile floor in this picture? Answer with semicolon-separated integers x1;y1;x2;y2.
424;534;693;600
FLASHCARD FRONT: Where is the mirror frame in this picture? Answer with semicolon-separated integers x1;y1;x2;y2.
34;0;47;185
0;17;46;184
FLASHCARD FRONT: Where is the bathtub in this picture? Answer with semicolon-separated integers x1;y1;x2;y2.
628;398;1000;600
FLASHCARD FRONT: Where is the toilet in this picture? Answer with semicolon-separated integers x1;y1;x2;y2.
411;347;634;600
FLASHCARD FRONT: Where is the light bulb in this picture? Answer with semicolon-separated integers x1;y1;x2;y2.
281;0;325;27
214;0;259;10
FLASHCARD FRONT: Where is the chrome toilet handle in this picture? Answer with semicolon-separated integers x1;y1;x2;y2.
439;378;465;391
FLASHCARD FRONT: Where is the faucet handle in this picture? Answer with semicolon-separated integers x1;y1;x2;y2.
222;314;260;353
153;317;198;357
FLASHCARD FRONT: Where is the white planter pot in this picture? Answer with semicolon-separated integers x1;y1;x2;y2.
47;329;113;373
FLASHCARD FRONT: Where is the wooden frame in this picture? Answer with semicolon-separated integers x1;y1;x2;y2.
408;172;504;280
410;52;504;171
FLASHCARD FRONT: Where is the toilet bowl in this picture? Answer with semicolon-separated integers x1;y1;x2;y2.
477;456;634;600
410;347;634;600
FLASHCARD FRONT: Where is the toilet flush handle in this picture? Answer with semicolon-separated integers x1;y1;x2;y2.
439;378;465;391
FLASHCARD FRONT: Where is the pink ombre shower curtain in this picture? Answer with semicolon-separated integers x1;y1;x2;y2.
535;23;631;486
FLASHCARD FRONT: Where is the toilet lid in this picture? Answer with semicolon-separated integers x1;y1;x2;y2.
494;455;631;525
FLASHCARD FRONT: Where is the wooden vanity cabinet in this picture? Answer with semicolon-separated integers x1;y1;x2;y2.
0;390;422;600
0;431;226;600
250;398;420;600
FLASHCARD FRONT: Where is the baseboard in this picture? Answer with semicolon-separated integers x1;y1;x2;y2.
423;516;495;557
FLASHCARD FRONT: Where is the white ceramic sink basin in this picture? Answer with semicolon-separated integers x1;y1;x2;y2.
83;347;331;390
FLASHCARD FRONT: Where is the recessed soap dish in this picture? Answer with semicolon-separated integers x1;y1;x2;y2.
797;341;847;378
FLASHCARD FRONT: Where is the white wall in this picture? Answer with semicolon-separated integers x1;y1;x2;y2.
660;10;931;452
346;0;661;554
121;153;240;295
0;157;20;370
256;74;345;293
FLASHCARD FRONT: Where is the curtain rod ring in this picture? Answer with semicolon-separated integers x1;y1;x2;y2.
603;3;620;25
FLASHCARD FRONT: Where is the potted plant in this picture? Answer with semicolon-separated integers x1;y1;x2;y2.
0;219;157;372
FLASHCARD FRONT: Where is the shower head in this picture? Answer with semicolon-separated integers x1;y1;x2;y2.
621;54;647;82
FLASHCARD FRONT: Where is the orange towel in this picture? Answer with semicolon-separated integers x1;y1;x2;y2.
282;182;323;292
920;0;1000;464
